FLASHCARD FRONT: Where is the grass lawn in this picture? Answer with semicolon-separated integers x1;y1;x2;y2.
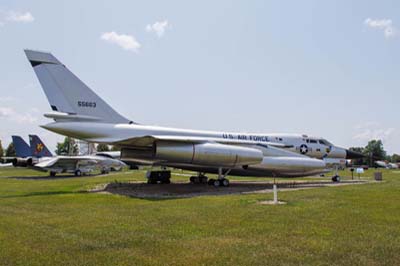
0;167;399;266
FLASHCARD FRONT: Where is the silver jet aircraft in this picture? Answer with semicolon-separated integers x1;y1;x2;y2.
24;50;330;186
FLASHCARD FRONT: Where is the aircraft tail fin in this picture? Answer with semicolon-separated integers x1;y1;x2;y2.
28;135;53;157
11;136;32;157
24;50;132;124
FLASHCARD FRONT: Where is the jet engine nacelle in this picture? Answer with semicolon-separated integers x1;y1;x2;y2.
12;157;33;167
155;142;263;167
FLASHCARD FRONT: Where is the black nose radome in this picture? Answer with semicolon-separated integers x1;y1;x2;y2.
346;150;365;159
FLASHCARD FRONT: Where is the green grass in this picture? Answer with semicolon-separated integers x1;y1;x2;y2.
0;167;399;266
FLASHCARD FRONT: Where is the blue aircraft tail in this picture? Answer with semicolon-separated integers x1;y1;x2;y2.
28;135;53;157
12;136;32;157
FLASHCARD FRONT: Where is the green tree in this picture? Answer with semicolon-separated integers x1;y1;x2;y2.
5;142;16;157
391;154;400;163
349;147;367;165
110;145;120;151
364;140;386;166
96;143;110;152
0;140;3;160
56;137;78;155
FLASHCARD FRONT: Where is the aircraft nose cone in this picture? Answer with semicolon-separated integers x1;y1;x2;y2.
346;149;364;159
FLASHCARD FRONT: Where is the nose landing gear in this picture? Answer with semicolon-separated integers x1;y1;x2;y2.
331;165;341;182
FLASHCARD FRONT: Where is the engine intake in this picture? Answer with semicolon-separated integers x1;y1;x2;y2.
155;142;263;167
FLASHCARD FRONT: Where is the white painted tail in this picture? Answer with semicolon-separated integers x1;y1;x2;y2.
24;50;132;124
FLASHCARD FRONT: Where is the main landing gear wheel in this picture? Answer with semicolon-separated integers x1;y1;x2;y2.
332;175;341;182
101;169;109;175
75;170;82;177
190;175;208;184
208;178;230;187
146;170;171;184
221;178;230;187
49;171;56;177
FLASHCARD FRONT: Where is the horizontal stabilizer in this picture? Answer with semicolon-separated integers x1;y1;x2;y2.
25;50;61;66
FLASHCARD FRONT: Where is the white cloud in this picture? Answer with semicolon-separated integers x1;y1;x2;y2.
0;107;38;124
146;20;170;38
353;127;395;142
5;11;34;23
0;10;34;25
364;18;397;38
0;96;16;102
0;107;14;117
100;31;141;52
353;121;399;153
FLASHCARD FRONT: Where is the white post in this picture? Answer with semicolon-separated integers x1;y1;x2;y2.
273;184;278;204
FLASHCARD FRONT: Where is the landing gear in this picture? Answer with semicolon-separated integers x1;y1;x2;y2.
49;171;56;177
74;169;82;176
207;168;231;187
146;170;171;184
221;178;230;187
101;168;110;175
332;165;341;182
189;173;208;184
332;175;341;182
207;178;230;187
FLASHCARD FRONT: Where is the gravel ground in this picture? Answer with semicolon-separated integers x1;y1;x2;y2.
93;180;371;199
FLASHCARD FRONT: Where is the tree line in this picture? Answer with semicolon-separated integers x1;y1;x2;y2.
54;137;119;155
0;140;16;158
350;140;400;166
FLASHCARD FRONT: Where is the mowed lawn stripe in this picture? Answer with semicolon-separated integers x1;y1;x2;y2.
0;168;399;265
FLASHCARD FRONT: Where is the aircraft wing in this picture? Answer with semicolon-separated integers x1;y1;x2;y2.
97;135;293;148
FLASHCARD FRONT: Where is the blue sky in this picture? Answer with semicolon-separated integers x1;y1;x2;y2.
0;0;399;154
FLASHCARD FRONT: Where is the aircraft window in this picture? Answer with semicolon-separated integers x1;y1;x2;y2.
309;140;317;144
320;139;333;146
306;139;310;143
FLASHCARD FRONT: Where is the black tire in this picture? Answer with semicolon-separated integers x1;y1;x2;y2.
163;179;171;184
222;178;230;187
200;176;208;184
75;170;82;177
49;171;56;177
208;178;216;186
213;179;221;187
189;176;196;183
332;175;340;182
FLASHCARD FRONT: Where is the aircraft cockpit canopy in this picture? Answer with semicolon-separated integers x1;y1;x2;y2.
318;139;332;146
305;138;333;146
